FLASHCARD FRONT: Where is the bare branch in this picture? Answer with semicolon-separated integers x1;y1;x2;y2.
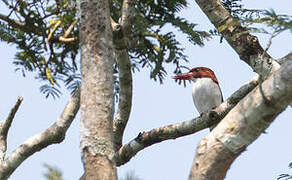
121;0;136;36
0;96;23;161
115;76;259;166
188;59;292;180
1;0;10;6
261;30;277;59
195;0;280;79
0;89;80;180
112;0;137;151
115;112;218;166
1;96;23;137
113;49;133;151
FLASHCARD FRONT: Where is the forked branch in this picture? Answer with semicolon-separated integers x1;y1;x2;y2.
0;89;80;180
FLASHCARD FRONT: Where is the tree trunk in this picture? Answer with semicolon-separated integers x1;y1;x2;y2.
77;0;117;179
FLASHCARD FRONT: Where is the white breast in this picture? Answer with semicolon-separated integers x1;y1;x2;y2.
192;78;222;114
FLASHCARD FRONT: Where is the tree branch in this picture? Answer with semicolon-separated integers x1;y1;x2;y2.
188;59;292;180
0;13;25;29
0;13;77;44
0;13;43;37
0;96;23;161
112;0;136;151
115;76;259;166
112;0;138;50
113;49;133;151
120;0;136;36
195;0;280;79
0;89;80;180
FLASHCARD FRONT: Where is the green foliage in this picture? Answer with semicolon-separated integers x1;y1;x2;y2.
221;0;292;36
112;0;210;83
218;0;292;46
1;0;290;97
242;9;292;36
0;0;210;97
0;0;79;98
43;164;63;180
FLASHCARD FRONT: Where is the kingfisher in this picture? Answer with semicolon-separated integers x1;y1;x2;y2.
173;67;223;130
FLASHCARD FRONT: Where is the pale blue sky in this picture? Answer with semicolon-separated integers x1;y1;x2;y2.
0;0;291;179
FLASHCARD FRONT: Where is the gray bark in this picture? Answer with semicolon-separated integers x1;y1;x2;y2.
0;89;80;180
77;0;117;179
188;59;292;180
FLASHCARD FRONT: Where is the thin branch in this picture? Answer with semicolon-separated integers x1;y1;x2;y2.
0;13;43;37
263;29;276;55
1;96;23;137
0;89;80;180
115;76;259;166
0;96;23;161
0;12;76;43
188;58;292;180
0;13;25;28
1;0;10;6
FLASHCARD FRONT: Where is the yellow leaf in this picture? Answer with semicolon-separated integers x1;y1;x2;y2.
45;67;54;85
153;45;160;52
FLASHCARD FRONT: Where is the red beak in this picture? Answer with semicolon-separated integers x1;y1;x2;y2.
173;72;194;80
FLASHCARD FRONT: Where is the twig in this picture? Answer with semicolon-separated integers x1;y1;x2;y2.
1;96;23;137
63;20;77;38
263;29;276;55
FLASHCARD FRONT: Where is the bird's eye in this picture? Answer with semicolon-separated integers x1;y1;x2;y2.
190;68;198;72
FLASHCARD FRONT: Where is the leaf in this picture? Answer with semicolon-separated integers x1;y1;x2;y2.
45;67;55;85
40;84;61;99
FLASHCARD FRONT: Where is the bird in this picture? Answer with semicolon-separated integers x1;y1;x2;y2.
173;67;223;130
